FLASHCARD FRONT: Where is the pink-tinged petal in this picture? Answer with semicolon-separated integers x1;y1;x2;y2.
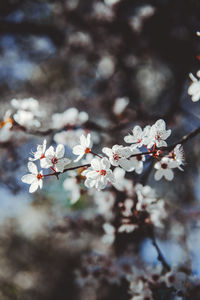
91;158;101;170
28;162;38;174
154;170;163;181
56;144;65;159
73;145;84;155
21;174;35;184
29;181;39;193
102;147;113;157
164;169;174;181
101;157;110;170
45;146;55;158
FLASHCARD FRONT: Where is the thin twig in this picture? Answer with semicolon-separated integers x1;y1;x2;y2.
43;164;91;178
151;231;170;271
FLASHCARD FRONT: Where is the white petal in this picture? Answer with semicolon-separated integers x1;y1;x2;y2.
38;179;43;189
56;144;65;159
40;158;52;169
102;147;113;157
73;145;84;155
101;157;110;170
119;158;134;172
28;162;38;174
45;146;55;158
91;158;101;170
164;169;174;181
29;181;39;193
107;170;115;183
154;170;163;181
21;174;35;184
80;135;87;147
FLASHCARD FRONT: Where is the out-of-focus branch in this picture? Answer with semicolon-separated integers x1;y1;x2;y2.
151;231;170;271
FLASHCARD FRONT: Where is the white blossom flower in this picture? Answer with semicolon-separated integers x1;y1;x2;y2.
102;223;115;245
124;125;147;149
147;199;167;228
112;167;134;196
129;149;145;174
11;97;39;112
112;97;129;115
93;190;115;220
163;268;187;291
52;107;88;129
169;144;184;170
135;184;156;211
154;157;177;181
21;162;43;193
41;144;71;172
72;133;92;162
188;71;200;102
13;110;41;128
53;128;85;148
118;221;138;233
102;144;134;171
29;140;47;163
82;157;115;190
147;119;171;148
63;177;81;204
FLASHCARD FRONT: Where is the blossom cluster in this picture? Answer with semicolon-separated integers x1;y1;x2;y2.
21;118;184;193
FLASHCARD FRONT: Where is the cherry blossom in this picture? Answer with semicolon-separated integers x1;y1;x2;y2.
154;157;177;181
135;184;156;211
147;119;171;148
82;157;115;190
72;133;92;162
102;223;115;245
41;144;71;172
52;107;88;129
21;162;43;193
102;144;134;171
124;125;147;149
112;167;134;195
188;71;200;102
169;144;184;170
29;140;47;163
129;149;145;174
63;176;81;204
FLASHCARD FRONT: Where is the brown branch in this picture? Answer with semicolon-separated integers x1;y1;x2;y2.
151;231;170;271
160;126;200;152
43;164;91;178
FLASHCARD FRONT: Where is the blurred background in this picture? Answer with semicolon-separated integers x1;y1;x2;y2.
0;0;200;299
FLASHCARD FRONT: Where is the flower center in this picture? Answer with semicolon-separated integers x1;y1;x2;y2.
168;275;175;283
113;153;120;161
37;173;43;180
40;154;45;159
136;155;142;161
161;163;168;169
51;157;58;164
100;169;107;176
85;147;91;154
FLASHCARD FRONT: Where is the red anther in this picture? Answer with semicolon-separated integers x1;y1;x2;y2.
100;169;106;176
40;154;45;159
85;147;91;154
113;154;120;161
37;173;43;180
51;157;58;164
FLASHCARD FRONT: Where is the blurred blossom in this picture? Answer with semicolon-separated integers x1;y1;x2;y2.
113;97;129;116
129;5;156;33
97;55;115;78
